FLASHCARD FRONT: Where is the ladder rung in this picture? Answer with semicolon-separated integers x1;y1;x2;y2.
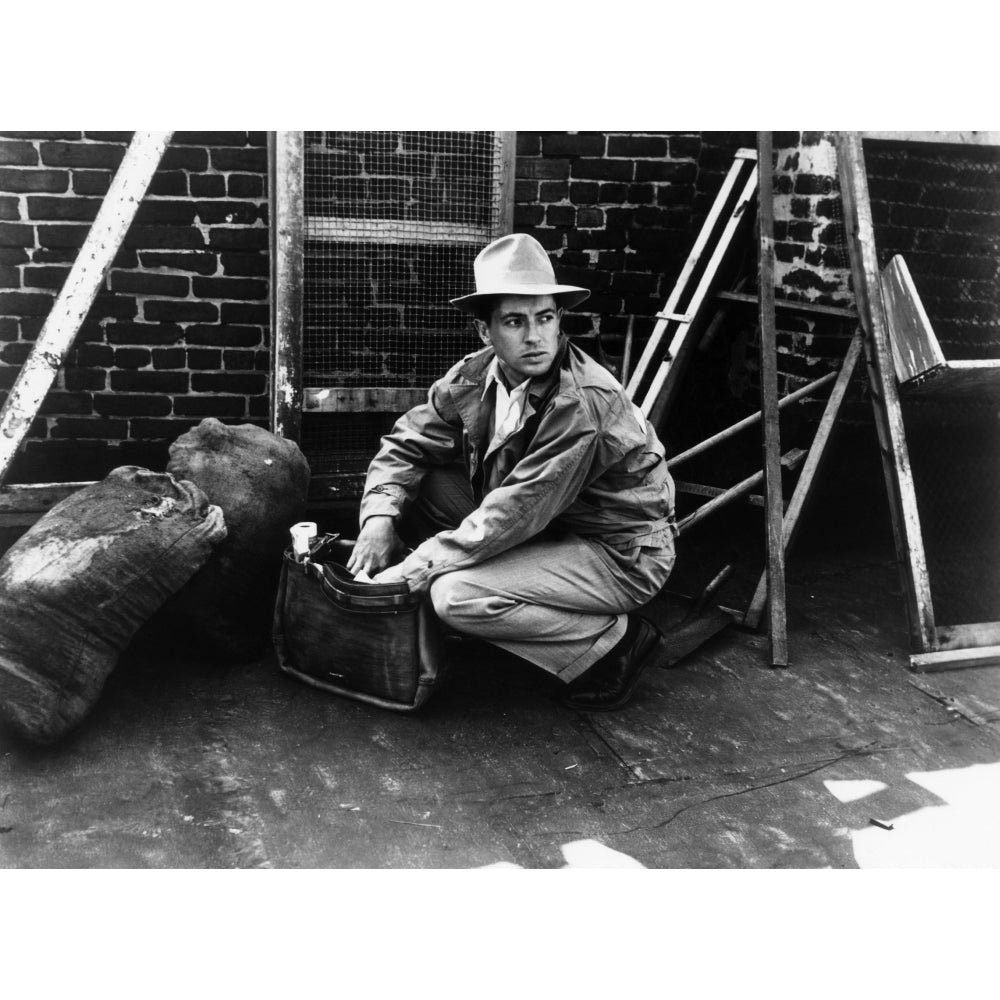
655;311;694;324
715;290;857;319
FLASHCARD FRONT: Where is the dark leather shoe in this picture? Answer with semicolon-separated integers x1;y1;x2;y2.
564;614;662;712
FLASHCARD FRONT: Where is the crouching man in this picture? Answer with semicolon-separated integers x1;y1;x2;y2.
347;234;677;711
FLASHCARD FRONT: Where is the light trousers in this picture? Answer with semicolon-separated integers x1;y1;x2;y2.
401;466;674;683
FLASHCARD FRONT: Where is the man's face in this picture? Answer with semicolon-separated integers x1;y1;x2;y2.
476;294;562;387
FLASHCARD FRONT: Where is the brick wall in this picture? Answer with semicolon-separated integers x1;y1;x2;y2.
865;138;1000;359
0;131;270;483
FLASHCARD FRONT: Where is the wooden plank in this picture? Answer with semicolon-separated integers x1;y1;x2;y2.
880;255;946;383
674;480;766;507
625;153;750;403
646;163;760;428
901;361;1000;399
304;386;426;413
836;131;937;653
0;481;91;513
756;131;788;667
743;330;864;630
270;131;305;440
716;290;857;319
862;131;1000;146
496;131;517;236
934;622;1000;652
911;646;1000;673
306;218;494;245
0;131;173;485
677;448;805;534
666;368;838;470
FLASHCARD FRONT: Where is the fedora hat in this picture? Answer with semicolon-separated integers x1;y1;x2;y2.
450;233;590;313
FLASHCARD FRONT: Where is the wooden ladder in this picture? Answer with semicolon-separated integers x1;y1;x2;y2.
837;131;1000;672
630;137;863;666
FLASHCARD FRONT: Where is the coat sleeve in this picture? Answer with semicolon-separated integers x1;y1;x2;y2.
358;380;463;526
395;391;611;593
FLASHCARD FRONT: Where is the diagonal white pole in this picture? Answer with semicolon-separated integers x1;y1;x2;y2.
0;130;174;483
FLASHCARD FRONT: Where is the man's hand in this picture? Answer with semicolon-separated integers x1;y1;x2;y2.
347;516;404;578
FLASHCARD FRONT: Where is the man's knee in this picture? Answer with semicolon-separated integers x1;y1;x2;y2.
430;570;515;632
429;571;474;627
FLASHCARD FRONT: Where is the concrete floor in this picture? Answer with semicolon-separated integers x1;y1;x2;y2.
1;536;999;869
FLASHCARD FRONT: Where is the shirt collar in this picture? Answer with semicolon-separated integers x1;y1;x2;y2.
482;357;531;401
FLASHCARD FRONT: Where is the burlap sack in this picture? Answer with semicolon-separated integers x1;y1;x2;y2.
0;467;226;744
157;418;311;661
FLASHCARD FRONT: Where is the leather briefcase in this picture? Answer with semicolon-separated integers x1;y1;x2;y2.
272;535;448;711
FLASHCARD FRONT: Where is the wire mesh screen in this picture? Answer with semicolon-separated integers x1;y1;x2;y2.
303;131;505;388
865;139;1000;625
300;131;507;485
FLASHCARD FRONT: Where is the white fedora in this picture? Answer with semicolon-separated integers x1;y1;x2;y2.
450;233;590;313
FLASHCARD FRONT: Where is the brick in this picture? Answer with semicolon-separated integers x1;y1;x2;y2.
569;182;600;205
0;131;80;140
516;133;541;156
190;174;226;198
51;417;128;438
219;251;267;277
221;349;258;370
40;141;125;169
110;370;189;393
192;276;267;300
143;299;218;323
208;228;267;251
110;271;190;297
113;347;152;369
572;158;633;182
64;369;107;390
227;174;264;199
0;223;35;247
209;147;267;172
577;208;604;228
194;201;260;225
20;317;47;339
629;184;656;204
140;250;219;275
130;200;198;226
174;395;247;417
793;174;835;196
607;135;668;158
39;391;93;415
125;225;205;250
185;324;262;347
538;181;569;202
0;167;69;194
514;204;545;226
514;180;538;203
1;341;33;363
775;241;805;263
220;302;268;324
541;133;606;157
888;203;949;229
786;220;817;242
84;132;133;142
0;264;19;287
0;140;38;166
151;347;186;369
161;147;208;171
27;196;101;222
35;223;88;248
0;196;19;221
566;228;628;251
517;159;570;180
173;131;249;146
546;205;575;227
191;372;266;394
655;185;694;207
148;171;189;197
87;292;137;321
598;182;629;203
668;135;700;158
106;322;184;345
94;393;172;417
247;399;269;419
185;348;222;369
73;343;114;366
22;265;70;289
0;317;17;339
946;210;1000;237
0;291;53;316
634;160;696;183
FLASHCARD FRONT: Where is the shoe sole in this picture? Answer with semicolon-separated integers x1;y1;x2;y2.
563;628;665;712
